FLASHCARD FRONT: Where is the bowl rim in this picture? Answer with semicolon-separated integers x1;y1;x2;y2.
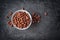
11;10;32;30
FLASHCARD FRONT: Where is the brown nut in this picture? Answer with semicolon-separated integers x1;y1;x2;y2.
13;11;30;28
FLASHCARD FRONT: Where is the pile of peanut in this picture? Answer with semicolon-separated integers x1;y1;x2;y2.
13;12;30;28
32;13;41;23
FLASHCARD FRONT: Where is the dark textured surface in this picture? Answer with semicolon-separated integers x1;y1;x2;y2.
0;0;60;40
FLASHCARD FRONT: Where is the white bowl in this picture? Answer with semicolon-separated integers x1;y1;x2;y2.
11;10;32;30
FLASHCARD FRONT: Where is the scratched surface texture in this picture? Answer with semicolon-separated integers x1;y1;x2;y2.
0;0;60;40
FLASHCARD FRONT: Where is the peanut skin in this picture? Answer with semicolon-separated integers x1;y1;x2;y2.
13;12;30;28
